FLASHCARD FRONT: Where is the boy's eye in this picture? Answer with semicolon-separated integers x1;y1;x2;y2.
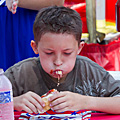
64;52;72;55
45;52;53;55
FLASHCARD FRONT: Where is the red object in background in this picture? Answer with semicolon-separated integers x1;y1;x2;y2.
116;0;120;31
64;0;88;33
16;110;91;120
79;38;120;71
106;0;117;23
65;0;85;4
14;112;120;120
65;0;120;71
91;113;120;120
65;0;119;32
71;3;88;33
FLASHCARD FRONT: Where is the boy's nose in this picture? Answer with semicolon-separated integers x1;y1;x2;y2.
53;56;63;66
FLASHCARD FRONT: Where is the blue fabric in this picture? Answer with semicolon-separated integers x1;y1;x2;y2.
0;0;5;6
0;6;38;71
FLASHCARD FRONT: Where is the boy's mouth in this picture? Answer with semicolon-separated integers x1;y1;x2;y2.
50;69;63;78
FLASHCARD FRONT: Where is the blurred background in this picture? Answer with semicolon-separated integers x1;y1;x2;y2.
0;0;120;71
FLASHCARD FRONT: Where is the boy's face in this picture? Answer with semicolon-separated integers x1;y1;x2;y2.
31;32;83;78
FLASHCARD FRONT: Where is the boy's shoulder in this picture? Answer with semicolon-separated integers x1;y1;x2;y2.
5;57;40;72
76;55;94;63
76;55;105;71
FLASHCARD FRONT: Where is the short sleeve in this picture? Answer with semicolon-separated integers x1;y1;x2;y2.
4;68;20;96
100;72;120;97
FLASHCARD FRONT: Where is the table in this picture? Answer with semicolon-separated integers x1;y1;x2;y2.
91;113;120;120
14;112;120;120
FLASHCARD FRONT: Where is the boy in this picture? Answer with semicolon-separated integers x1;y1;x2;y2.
4;6;120;114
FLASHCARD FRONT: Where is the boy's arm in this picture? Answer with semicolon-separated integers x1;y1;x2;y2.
13;91;45;113
87;95;120;114
49;91;120;114
18;0;65;10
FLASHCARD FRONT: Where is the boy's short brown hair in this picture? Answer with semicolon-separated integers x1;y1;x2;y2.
33;6;82;45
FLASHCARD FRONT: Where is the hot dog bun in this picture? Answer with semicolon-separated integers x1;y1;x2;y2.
42;93;53;112
38;89;57;113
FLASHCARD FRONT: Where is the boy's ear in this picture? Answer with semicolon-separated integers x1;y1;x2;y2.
77;41;85;54
30;40;39;54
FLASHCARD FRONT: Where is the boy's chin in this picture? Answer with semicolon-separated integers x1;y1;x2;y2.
52;74;67;83
51;75;60;79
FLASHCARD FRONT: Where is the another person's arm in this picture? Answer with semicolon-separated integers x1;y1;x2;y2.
6;0;65;14
18;0;65;10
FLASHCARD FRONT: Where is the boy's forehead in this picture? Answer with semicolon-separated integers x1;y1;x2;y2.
40;32;76;41
38;32;78;48
41;32;76;38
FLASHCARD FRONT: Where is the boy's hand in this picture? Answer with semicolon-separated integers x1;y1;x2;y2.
49;91;88;112
6;0;19;14
13;91;45;113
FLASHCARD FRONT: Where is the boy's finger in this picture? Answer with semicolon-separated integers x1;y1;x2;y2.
51;101;68;111
49;91;65;101
23;106;33;113
31;92;46;108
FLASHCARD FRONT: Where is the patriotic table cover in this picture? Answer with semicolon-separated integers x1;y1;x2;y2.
18;110;91;120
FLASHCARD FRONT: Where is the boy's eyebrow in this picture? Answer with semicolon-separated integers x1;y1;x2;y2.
43;48;75;51
44;48;53;50
64;48;73;50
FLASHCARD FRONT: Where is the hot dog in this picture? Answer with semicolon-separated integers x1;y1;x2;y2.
38;89;57;113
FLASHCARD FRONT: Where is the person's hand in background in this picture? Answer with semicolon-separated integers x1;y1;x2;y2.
6;0;64;13
6;0;19;14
